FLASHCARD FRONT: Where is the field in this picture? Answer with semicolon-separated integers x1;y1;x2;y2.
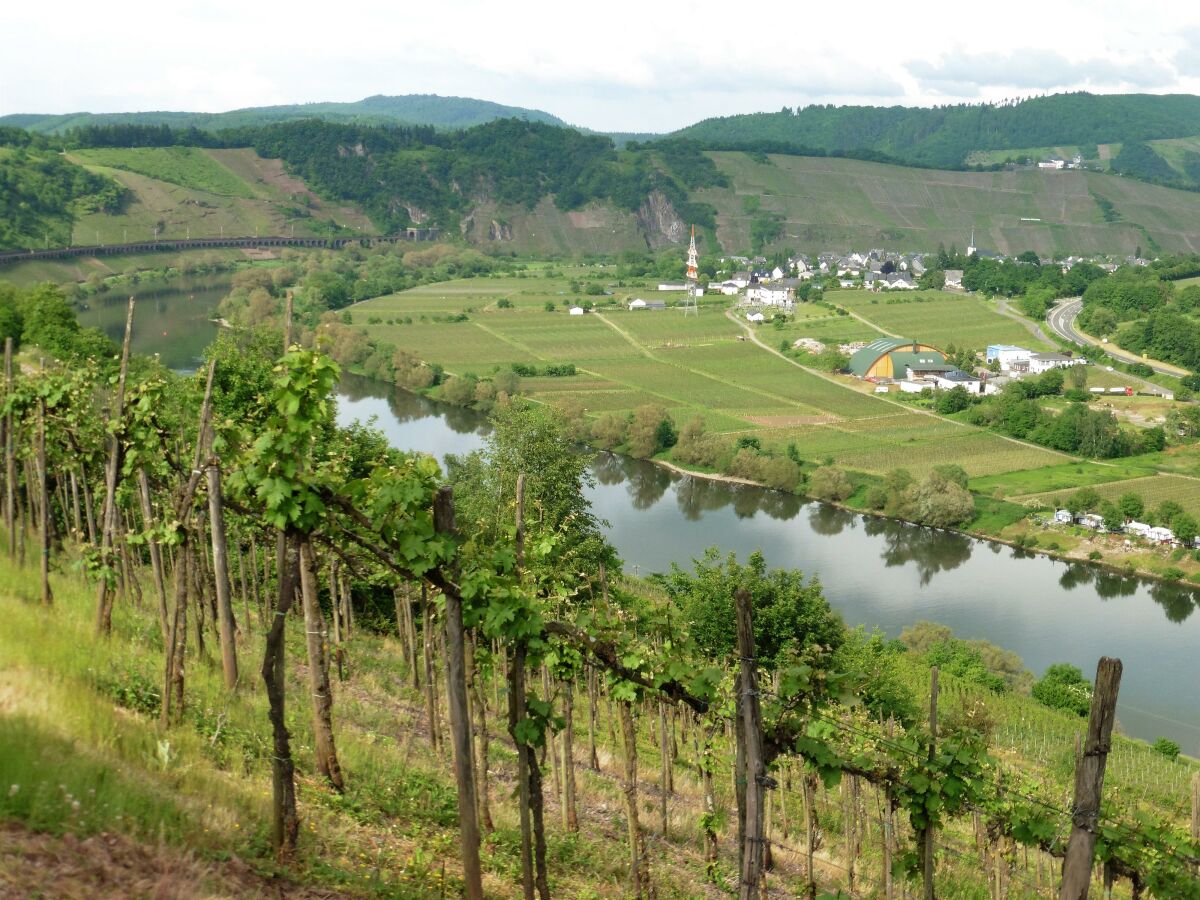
349;272;1071;478
1014;473;1200;516
691;153;1200;256
833;289;1054;351
62;147;374;245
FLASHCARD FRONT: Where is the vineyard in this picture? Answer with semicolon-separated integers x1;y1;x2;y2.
0;290;1198;898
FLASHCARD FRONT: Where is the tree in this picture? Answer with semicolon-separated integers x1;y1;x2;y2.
590;412;627;450
935;385;974;414
654;549;843;670
807;466;852;501
761;456;800;492
912;472;975;527
1067;363;1088;390
1171;513;1198;545
1067;487;1101;515
1099;501;1124;532
1117;492;1144;520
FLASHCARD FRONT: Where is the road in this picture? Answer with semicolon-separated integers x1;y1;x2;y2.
1047;298;1185;382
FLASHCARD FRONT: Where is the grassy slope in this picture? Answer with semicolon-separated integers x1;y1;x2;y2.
1;535;1193;898
693;152;1200;256
61;147;375;244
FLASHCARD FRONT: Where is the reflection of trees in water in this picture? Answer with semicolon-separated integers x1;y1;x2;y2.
758;490;803;521
865;518;973;586
1093;571;1139;600
1058;562;1095;592
675;477;737;522
589;452;626;486
1148;581;1198;623
809;504;854;536
619;458;671;510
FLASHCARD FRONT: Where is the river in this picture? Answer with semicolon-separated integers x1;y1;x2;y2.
71;283;1200;751
337;373;1200;752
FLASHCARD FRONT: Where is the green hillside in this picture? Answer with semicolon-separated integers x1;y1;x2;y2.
1;94;567;134
692;152;1200;256
671;92;1200;169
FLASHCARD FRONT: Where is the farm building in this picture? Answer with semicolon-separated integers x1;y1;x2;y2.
986;344;1033;370
1028;352;1084;374
933;370;983;393
848;338;949;380
569;306;585;316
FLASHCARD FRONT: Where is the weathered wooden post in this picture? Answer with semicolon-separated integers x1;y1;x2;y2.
924;666;940;900
736;586;768;900
433;486;483;900
1059;657;1122;900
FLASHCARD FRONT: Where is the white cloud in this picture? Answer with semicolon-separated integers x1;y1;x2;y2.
1;0;1199;131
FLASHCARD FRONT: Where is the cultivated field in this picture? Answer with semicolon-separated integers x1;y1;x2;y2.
834;290;1055;351
1014;473;1200;517
350;272;1072;478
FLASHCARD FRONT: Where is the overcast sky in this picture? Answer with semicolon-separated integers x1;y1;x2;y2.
4;0;1200;132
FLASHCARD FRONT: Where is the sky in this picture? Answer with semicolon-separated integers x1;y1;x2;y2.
4;0;1200;132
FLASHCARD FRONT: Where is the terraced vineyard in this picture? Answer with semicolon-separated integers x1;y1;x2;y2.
1015;473;1200;516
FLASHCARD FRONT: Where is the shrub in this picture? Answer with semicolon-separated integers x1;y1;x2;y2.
1162;566;1186;581
1088;550;1102;560
1032;663;1092;716
1151;737;1181;760
808;466;852;502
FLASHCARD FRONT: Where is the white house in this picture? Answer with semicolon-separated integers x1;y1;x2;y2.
569;306;585;316
934;370;983;393
885;273;917;290
714;280;743;296
1075;513;1105;530
750;278;798;306
729;271;752;288
628;298;647;310
1028;352;1084;374
1125;521;1152;538
1148;526;1176;544
1054;509;1073;524
944;269;964;289
746;312;766;323
1038;159;1066;169
987;345;1034;372
771;265;787;280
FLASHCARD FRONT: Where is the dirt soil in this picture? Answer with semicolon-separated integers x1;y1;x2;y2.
0;821;348;900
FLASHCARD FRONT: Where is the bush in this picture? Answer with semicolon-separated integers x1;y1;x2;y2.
1088;550;1102;560
1162;566;1186;581
808;466;852;502
1151;737;1181;760
1032;663;1092;716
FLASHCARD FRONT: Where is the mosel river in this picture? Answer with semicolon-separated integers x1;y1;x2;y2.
79;283;1200;751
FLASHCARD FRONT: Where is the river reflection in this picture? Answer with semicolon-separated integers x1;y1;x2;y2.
331;379;1200;750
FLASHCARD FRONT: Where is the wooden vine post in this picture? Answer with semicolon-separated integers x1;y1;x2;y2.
3;337;12;555
735;586;768;900
924;665;939;900
36;367;51;605
509;473;535;900
207;450;239;689
1059;657;1123;900
433;485;483;900
95;297;135;635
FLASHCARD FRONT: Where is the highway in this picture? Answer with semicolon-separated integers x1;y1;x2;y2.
1046;298;1180;394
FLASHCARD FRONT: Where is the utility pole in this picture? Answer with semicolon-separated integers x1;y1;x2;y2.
1059;657;1122;900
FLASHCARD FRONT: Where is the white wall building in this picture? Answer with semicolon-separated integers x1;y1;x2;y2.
1028;352;1084;374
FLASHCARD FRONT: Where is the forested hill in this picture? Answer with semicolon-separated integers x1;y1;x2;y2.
0;94;568;134
671;93;1200;168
